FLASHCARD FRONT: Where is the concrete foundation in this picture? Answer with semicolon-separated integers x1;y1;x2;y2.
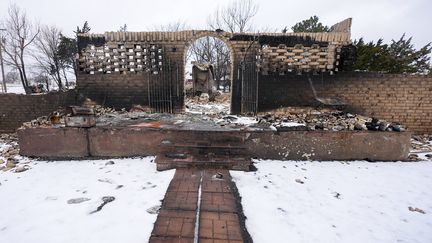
18;121;411;161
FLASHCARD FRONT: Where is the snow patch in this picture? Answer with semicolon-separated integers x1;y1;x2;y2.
0;157;174;243
232;160;432;243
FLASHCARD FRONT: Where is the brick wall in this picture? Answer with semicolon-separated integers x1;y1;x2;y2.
259;72;432;134
77;29;351;113
0;90;77;133
77;73;150;109
76;36;256;113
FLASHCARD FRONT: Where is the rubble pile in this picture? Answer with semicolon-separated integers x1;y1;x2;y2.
17;93;407;133
411;135;432;152
0;133;28;172
20;103;408;133
255;107;406;132
94;105;117;116
0;134;19;157
20;104;124;129
22;115;59;128
408;135;432;161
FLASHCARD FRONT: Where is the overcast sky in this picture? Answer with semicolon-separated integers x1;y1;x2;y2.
0;0;431;48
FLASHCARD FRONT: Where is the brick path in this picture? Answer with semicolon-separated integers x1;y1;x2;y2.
149;168;251;243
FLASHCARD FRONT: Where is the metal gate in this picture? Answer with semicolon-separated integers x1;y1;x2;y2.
239;61;259;115
147;61;179;113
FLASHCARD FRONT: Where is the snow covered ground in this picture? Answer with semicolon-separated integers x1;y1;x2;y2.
1;135;431;243
3;83;25;94
0;157;174;243
232;160;432;243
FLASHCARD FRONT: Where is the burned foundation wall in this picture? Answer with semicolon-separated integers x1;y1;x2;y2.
259;73;432;134
0;90;77;133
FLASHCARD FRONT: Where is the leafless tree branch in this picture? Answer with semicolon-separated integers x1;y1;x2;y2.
32;24;64;89
207;0;258;33
1;3;39;93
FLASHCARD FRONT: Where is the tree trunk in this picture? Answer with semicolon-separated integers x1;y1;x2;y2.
17;66;30;94
72;58;77;79
19;54;30;90
56;69;63;89
45;77;50;92
62;67;69;88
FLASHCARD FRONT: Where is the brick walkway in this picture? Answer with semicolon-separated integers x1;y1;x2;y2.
149;168;251;243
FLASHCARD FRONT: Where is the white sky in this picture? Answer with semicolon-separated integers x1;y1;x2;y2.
0;0;430;49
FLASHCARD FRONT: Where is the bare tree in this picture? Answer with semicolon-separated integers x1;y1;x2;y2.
33;25;65;89
187;0;258;91
5;70;20;83
1;4;39;94
188;37;231;89
118;24;127;32
153;20;189;32
207;0;258;33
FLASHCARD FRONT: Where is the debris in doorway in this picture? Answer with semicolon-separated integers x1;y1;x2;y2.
185;93;231;115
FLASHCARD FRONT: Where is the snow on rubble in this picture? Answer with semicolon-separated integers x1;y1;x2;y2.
231;160;432;243
0;157;174;243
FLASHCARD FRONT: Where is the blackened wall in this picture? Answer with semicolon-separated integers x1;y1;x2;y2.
76;73;150;110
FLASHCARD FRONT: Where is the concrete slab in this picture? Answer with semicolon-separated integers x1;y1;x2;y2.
245;131;411;161
17;127;89;158
88;127;167;157
18;124;411;161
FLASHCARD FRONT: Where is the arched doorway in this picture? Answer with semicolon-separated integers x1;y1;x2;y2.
183;34;235;115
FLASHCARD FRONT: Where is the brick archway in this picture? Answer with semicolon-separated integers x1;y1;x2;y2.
182;31;237;79
183;31;237;112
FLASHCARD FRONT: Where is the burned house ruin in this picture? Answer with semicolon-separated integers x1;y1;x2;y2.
12;17;428;162
76;18;354;115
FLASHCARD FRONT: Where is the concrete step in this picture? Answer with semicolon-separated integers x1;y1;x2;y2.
155;153;252;171
165;132;246;145
162;142;247;156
